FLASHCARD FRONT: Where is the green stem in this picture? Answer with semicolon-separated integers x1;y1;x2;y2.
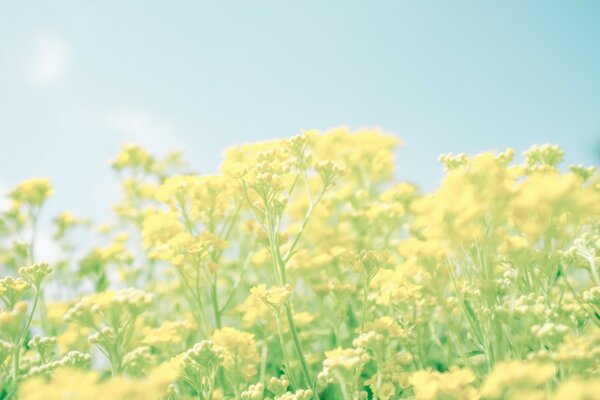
176;268;209;336
334;371;350;400
28;208;40;265
268;213;315;393
208;370;217;400
108;348;120;378
11;285;41;397
359;279;369;334
252;177;322;398
220;247;253;313
231;372;240;399
284;301;312;389
585;253;600;287
38;292;51;335
211;277;221;329
283;188;326;263
275;313;299;389
259;341;268;384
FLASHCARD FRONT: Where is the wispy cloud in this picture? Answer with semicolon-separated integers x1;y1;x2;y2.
106;110;184;153
28;33;70;86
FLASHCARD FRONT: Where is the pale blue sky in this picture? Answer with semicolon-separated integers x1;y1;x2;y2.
1;1;599;222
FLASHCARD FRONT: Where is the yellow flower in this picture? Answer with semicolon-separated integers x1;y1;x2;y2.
409;368;477;400
110;144;154;172
250;283;292;309
555;377;600;400
19;368;100;400
142;319;195;348
363;316;404;337
19;263;53;286
377;382;396;400
312;127;400;184
64;288;154;327
148;230;227;268
481;361;556;399
9;178;53;207
20;363;178;400
141;211;184;250
235;293;271;329
0;276;30;309
523;143;564;169
212;327;259;381
320;347;369;377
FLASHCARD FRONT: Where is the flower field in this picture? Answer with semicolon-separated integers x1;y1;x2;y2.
1;128;599;399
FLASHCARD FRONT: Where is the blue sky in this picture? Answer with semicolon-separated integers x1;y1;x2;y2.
1;1;599;223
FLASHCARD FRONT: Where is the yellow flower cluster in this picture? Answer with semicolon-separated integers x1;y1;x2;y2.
212;327;260;381
251;283;292;310
8;178;53;207
19;363;177;400
2;129;600;399
409;367;477;400
480;361;556;399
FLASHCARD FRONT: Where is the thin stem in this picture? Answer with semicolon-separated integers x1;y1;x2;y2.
560;264;600;327
231;372;240;399
334;371;350;400
27;207;51;338
247;173;321;398
207;369;217;400
176;268;209;336
583;252;600;287
267;215;284;287
259;341;268;384
359;281;369;335
28;208;40;265
283;187;326;263
303;171;314;205
283;301;312;390
108;348;120;378
211;278;221;329
11;284;41;397
266;211;315;392
220;249;253;313
275;313;300;389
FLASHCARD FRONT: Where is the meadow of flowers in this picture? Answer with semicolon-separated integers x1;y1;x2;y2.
1;128;600;400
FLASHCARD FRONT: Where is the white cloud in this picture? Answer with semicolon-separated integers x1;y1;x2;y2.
109;111;152;134
106;110;184;153
28;33;70;86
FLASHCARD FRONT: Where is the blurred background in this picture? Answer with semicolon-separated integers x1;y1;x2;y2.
1;1;599;224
